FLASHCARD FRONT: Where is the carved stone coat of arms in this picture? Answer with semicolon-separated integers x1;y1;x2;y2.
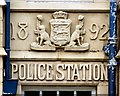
30;11;89;51
50;11;72;46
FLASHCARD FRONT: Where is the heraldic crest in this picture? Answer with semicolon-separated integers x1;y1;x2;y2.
30;11;89;51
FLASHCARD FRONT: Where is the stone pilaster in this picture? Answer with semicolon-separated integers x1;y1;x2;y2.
0;2;6;95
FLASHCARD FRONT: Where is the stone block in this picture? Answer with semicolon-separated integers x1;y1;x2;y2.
0;21;3;35
0;58;3;83
16;83;22;94
0;83;3;96
0;58;3;68
0;69;2;83
0;8;2;18
94;0;109;2
0;35;3;47
97;85;108;94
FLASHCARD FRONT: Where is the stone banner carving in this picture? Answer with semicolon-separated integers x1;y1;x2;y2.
30;11;90;51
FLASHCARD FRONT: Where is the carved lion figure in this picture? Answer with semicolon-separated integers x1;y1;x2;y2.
36;25;52;46
67;25;86;47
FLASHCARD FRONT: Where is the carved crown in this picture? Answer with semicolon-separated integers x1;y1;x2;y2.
53;11;68;19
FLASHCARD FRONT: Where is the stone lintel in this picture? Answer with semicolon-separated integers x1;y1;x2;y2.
10;51;108;61
10;2;109;12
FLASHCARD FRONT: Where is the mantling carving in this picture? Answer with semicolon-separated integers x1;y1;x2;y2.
65;15;90;51
30;15;55;51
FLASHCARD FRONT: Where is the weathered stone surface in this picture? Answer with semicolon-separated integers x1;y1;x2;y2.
0;6;6;96
10;12;109;52
11;61;108;82
10;0;110;95
65;43;90;51
10;0;109;13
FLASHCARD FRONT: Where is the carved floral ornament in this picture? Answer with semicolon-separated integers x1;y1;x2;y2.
30;11;90;51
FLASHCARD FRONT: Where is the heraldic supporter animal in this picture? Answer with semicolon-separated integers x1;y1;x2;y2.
67;25;86;47
35;25;52;46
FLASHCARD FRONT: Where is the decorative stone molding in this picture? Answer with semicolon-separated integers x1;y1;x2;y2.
27;0;93;2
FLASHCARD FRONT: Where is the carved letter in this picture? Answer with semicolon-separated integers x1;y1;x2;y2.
93;64;100;80
34;64;38;80
11;63;18;79
71;64;80;81
65;64;73;81
88;64;92;81
56;64;65;81
19;64;26;80
101;64;108;80
26;64;33;80
80;64;88;81
46;64;53;81
38;64;46;80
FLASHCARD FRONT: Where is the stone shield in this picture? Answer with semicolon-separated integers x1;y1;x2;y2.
50;19;72;46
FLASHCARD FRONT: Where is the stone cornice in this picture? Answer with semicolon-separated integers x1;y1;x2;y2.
10;1;109;12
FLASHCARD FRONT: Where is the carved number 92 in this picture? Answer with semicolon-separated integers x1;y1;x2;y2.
89;23;109;41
